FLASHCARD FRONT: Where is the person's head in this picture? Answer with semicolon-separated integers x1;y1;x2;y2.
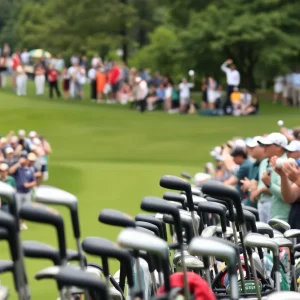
285;140;300;159
27;152;37;166
258;133;288;158
182;78;187;84
112;61;117;67
214;156;225;170
233;87;239;92
49;64;54;70
159;83;164;89
10;136;18;149
230;148;247;165
230;64;236;70
19;153;28;166
135;77;142;84
18;129;26;139
29;131;37;141
0;163;9;178
62;67;67;74
82;56;87;61
5;147;14;160
0;137;7;149
246;136;265;161
293;127;300;141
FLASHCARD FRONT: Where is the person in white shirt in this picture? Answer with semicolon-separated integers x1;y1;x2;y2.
20;49;29;65
207;77;217;110
91;54;102;68
88;67;97;101
221;59;240;111
273;75;284;104
292;70;300;107
16;64;27;96
178;78;194;113
136;77;148;113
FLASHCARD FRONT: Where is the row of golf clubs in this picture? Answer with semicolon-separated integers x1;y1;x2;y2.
0;175;300;300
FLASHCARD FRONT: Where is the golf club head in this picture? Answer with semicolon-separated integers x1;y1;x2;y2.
177;255;204;270
202;181;244;224
273;237;293;249
243;206;259;221
284;229;300;239
98;209;135;228
168;201;184;209
181;172;192;180
256;222;274;238
135;214;167;241
244;233;279;256
163;192;186;208
117;228;171;292
35;185;80;239
82;237;134;288
243;209;257;233
173;250;189;266
206;196;229;209
268;218;291;233
160;175;194;211
141;196;183;244
267;291;300;300
197;202;227;233
0;211;19;261
201;225;217;238
273;229;284;238
207;196;235;222
185;195;207;208
0;227;8;240
19;203;67;261
135;221;160;237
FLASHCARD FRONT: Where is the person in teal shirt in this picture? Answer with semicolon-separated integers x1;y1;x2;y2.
0;162;16;212
258;133;291;222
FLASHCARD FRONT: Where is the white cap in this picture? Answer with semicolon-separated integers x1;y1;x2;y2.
29;131;37;138
234;139;246;150
285;140;300;152
18;129;26;137
11;136;18;143
5;147;13;154
246;136;263;148
135;77;141;82
33;137;41;145
258;132;288;148
210;146;222;158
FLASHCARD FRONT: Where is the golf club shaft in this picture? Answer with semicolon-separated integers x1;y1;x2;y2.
135;258;143;295
248;253;262;300
179;246;190;300
150;272;157;294
190;211;198;237
230;274;239;300
241;224;251;279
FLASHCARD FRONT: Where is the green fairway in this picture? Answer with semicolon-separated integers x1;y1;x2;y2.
0;85;299;299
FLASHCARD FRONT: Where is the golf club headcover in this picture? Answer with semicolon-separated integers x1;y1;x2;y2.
157;272;215;300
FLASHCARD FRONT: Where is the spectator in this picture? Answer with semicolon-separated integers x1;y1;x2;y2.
281;126;300;142
54;55;65;73
27;152;42;186
80;56;89;70
241;90;252;114
270;157;300;240
96;67;107;103
136;77;148;113
146;86;158;111
164;81;173;111
39;136;52;181
257;133;290;222
242;95;259;116
34;63;46;96
201;77;208;110
2;43;10;57
207;77;217;110
151;72;162;87
156;83;165;108
213;156;231;182
169;83;180;114
48;64;61;99
107;61;120;103
0;163;16;212
11;51;21;89
285;140;300;164
221;59;240;113
88;65;97;102
0;54;8;88
178;78;194;113
292;69;300;107
286;70;295;105
224;147;252;200
68;61;80;99
9;152;36;230
273;75;284;104
16;63;27;96
77;66;86;100
129;67;137;89
91;54;102;68
20;49;29;65
230;87;242;116
4;147;18;167
70;54;79;65
120;61;129;84
62;67;70;100
119;82;131;105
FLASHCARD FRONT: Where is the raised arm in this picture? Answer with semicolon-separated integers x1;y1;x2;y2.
221;59;232;73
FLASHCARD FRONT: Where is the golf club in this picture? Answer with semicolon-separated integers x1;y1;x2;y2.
268;219;291;234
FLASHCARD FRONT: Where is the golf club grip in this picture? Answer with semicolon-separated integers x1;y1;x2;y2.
290;249;295;266
70;208;80;238
163;192;185;206
273;255;280;273
202;181;245;224
98;209;136;228
8;198;19;232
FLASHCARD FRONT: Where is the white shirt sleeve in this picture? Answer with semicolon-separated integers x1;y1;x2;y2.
221;61;230;73
188;83;194;88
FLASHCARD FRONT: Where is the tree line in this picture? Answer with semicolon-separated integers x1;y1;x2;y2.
1;0;300;91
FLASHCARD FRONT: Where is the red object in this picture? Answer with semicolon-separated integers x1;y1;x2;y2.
48;69;59;82
108;67;120;84
12;55;20;70
157;272;216;300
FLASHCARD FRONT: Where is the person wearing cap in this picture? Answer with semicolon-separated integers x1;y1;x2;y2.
285;140;300;166
9;152;36;230
179;78;194;113
240;136;266;208
281;126;300;142
253;133;290;223
27;153;42;185
270;156;300;241
0;163;16;212
5;147;18;167
224;147;252;199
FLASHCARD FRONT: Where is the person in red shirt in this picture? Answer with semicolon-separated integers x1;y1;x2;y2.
107;61;120;103
11;51;21;89
47;64;61;98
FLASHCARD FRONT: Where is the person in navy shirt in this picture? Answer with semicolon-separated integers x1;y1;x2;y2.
9;152;36;230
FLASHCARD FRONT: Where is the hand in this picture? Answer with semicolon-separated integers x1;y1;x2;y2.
250;189;260;202
240;177;251;192
262;172;271;186
270;156;285;176
282;162;300;186
227;59;233;64
23;183;30;188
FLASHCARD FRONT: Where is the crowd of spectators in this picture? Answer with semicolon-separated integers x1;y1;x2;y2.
0;45;261;115
0;129;52;230
203;126;300;233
